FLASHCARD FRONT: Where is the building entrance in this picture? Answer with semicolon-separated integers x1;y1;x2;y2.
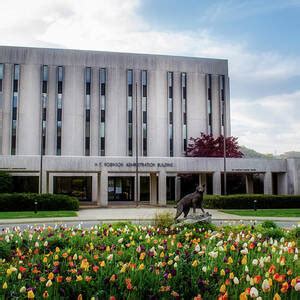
108;177;134;201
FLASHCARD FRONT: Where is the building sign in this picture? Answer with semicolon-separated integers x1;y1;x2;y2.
94;162;174;168
231;168;257;172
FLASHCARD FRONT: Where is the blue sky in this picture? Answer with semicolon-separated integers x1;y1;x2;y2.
0;0;299;154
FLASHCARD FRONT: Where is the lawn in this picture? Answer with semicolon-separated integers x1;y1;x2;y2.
0;222;299;299
0;211;77;219
221;209;300;217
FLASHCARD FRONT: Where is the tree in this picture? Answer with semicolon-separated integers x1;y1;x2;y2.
186;133;244;158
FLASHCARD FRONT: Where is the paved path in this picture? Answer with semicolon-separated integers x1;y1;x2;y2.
0;207;299;229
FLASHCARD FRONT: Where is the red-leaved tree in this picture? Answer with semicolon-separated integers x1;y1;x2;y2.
186;133;244;158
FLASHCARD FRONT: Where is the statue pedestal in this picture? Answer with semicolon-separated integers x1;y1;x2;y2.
177;212;212;224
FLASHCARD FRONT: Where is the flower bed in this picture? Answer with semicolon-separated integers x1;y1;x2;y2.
0;223;299;299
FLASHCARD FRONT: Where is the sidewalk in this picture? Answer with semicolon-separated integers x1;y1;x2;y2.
1;207;300;225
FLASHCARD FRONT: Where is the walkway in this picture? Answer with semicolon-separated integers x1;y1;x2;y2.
0;207;299;226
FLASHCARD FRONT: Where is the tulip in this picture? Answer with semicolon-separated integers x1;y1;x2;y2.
294;282;300;291
273;293;281;300
43;291;49;298
28;290;35;299
192;260;199;267
241;256;247;265
220;284;226;294
20;286;26;293
2;282;7;289
249;287;258;298
262;279;270;292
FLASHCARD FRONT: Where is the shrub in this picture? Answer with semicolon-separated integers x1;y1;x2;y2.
0;172;12;193
261;220;278;229
203;194;300;209
154;211;174;228
260;227;285;240
0;193;79;211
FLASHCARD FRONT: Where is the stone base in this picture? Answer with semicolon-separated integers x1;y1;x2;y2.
177;212;212;224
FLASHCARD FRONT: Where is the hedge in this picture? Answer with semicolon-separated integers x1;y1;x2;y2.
0;193;79;211
203;194;300;209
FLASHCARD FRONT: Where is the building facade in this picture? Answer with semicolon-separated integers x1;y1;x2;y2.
0;46;299;205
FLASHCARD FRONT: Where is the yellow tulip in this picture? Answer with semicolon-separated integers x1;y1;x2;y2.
28;290;35;299
273;293;281;300
220;269;225;276
192;260;199;267
220;284;226;294
241;256;247;265
100;261;106;267
2;282;8;289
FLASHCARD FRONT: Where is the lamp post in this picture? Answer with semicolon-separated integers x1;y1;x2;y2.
39;93;44;195
135;82;139;207
223;76;227;196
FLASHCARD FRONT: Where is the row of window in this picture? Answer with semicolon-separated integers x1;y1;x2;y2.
0;63;226;156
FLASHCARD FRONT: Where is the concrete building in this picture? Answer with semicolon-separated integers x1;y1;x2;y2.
0;46;299;205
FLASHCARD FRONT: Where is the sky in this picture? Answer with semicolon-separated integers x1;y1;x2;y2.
0;0;300;154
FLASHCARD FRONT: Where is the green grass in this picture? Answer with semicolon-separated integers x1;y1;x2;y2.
221;209;300;217
0;211;77;219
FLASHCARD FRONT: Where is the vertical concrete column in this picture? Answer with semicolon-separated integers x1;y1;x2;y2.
199;173;207;192
100;170;108;207
150;172;158;205
211;75;221;137
158;170;167;206
49;174;54;193
41;170;47;193
92;174;98;203
277;173;288;195
134;174;140;202
2;63;12;155
263;172;273;195
213;171;221;195
175;175;181;201
246;174;254;194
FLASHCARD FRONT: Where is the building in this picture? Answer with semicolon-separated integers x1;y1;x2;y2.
0;46;299;205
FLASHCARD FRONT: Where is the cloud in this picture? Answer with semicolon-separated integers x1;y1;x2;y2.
231;90;300;154
1;0;300;83
0;0;299;153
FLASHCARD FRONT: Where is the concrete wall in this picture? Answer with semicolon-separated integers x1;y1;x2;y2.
0;46;229;158
0;156;299;201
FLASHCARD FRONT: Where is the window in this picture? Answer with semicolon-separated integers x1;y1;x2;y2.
99;68;106;156
219;75;226;135
167;72;173;156
85;67;91;156
0;64;3;92
141;70;147;156
56;66;63;155
40;66;48;155
207;74;212;135
11;64;20;155
181;72;187;153
127;69;133;156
